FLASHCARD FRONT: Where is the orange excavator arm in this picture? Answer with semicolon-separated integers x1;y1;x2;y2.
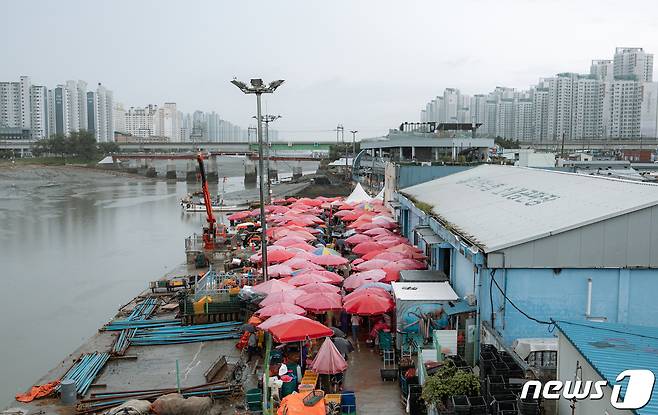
197;154;216;249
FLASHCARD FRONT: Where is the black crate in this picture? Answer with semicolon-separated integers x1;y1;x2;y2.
452;395;470;415
467;396;488;415
491;361;509;378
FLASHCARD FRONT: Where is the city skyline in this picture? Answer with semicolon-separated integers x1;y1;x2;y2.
3;0;658;140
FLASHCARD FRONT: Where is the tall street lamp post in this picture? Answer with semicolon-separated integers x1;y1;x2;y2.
230;78;284;282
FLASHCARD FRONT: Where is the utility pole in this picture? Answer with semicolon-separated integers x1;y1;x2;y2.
262;115;281;203
231;78;285;282
350;130;358;158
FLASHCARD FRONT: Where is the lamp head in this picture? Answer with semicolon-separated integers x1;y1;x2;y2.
268;80;285;91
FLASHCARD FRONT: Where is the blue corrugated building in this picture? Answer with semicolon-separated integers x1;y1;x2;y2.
394;164;658;361
555;321;658;415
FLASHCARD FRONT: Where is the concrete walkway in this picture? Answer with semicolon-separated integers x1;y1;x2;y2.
343;342;406;415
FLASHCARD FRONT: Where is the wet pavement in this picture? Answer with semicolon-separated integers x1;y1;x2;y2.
343;341;406;415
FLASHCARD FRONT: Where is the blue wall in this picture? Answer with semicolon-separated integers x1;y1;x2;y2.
398;192;658;346
398;165;473;189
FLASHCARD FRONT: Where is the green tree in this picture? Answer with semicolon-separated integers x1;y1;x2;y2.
98;141;120;155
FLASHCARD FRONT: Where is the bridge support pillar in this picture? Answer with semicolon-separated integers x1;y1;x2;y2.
125;159;139;173
206;156;219;183
145;159;157;178
292;164;302;180
186;160;198;182
244;159;257;184
165;160;177;180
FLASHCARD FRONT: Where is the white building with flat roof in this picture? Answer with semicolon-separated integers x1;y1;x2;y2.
614;47;654;82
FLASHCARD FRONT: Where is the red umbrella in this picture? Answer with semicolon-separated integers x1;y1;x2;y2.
266;250;296;264
352;242;385;255
263;315;333;343
227;211;252;221
258;313;306;330
310;255;349;266
333;210;355;218
295;292;342;313
253;279;296;295
344;287;391;303
374;238;406;249
310;338;348;374
354;259;390;271
266;264;294;277
363;228;393;237
360;249;386;261
288;273;331;286
382;263;404;282
343;293;394;316
344;234;373;245
298;282;341;294
295;270;343;284
259;289;305;307
258;303;306;318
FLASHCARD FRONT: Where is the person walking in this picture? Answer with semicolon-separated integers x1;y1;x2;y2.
350;314;361;343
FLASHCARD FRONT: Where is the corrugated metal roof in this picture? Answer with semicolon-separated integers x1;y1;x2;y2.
391;282;459;301
556;321;658;415
401;164;658;252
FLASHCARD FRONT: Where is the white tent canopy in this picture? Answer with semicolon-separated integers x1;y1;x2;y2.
374;187;384;201
97;156;115;164
345;183;372;204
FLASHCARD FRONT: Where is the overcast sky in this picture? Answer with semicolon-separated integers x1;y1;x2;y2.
2;0;658;140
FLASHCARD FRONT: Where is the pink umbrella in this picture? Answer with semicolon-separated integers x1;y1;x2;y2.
351;258;365;266
344;234;373;245
283;258;324;271
310;338;348;374
295;292;343;313
351;269;387;279
396;258;427;270
363;228;393;237
352;242;385;255
343;273;386;291
253;279;296;295
273;236;308;247
259;289;305;307
288;243;316;252
288;273;331;286
354;259;390;271
298;282;341;294
266;264;294;277
310;255;349;266
295;270;343;284
387;243;423;255
284;248;316;260
372;252;408;262
258;303;306;318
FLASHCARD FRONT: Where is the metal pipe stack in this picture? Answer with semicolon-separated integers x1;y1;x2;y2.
130;321;243;346
57;352;110;397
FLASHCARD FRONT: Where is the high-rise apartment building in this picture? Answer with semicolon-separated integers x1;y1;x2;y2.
603;77;642;138
571;75;604;139
614;47;653;82
0;76;33;131
29;85;48;140
590;59;614;82
641;82;658;138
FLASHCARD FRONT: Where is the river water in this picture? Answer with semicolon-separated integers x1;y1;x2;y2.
0;157;318;405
